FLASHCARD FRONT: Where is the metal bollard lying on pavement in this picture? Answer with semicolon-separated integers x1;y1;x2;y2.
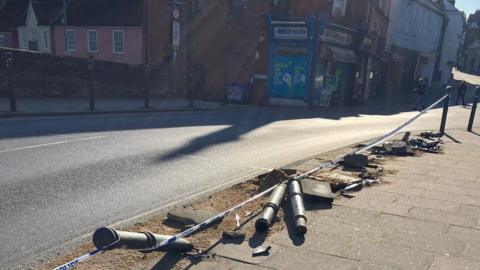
255;183;287;233
288;180;307;235
92;227;192;252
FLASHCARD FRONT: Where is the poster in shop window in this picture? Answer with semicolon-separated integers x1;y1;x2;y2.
272;55;307;99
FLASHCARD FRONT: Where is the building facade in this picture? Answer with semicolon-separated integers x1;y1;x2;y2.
438;0;465;84
386;0;445;93
463;11;480;74
17;0;63;54
0;0;29;49
52;0;144;65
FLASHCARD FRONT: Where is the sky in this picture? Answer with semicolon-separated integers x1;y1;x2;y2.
455;0;479;17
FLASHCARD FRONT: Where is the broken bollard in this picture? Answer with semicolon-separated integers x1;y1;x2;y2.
255;183;286;233
92;227;192;253
288;180;307;235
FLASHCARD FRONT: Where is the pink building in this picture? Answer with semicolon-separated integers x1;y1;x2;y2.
52;0;144;65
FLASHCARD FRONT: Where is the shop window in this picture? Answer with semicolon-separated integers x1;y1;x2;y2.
332;0;347;17
226;0;247;19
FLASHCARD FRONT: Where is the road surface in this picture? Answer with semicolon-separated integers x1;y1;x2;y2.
0;104;477;268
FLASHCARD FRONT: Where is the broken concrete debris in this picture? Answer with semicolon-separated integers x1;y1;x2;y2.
383;140;415;155
408;138;442;152
167;209;221;227
255;183;286;233
301;179;334;203
92;227;192;252
289;180;307;236
222;230;246;242
343;153;368;168
252;246;272;257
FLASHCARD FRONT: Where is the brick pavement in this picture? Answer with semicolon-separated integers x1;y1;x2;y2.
184;129;480;270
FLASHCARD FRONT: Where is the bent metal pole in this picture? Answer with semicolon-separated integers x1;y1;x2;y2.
51;93;450;270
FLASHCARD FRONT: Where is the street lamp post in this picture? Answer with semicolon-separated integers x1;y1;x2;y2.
3;52;16;112
144;64;151;109
88;56;96;111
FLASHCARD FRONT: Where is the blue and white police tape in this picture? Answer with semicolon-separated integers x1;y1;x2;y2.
52;249;102;270
51;238;120;270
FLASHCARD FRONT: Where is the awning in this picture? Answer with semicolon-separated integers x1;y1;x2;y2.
325;45;357;64
452;68;480;85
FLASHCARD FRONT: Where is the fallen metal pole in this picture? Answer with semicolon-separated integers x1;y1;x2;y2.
289;180;307;235
468;86;480;132
92;227;192;252
255;183;286;232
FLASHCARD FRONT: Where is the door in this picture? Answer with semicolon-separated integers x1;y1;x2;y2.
272;50;308;100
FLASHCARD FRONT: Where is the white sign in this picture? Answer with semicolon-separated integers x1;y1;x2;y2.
172;21;181;48
274;27;308;40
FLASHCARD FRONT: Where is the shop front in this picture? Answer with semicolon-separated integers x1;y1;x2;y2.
267;17;316;106
312;24;358;107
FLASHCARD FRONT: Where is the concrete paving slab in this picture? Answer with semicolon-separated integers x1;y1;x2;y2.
308;215;386;242
428;255;480;270
262;244;359;270
375;214;448;238
186;257;273;270
381;230;467;257
340;239;433;270
395;195;461;212
445;226;480;244
407;206;478;227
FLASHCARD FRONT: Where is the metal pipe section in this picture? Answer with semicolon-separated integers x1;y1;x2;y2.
468;86;480;132
255;183;286;232
92;227;192;252
440;86;451;135
288;180;307;235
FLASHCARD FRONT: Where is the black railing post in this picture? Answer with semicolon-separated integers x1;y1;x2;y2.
88;57;96;111
468;86;480;132
439;86;451;135
144;64;150;109
4;52;16;112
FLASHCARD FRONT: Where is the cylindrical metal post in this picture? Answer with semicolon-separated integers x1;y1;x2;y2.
255;183;286;232
439;86;451;135
288;180;307;235
92;227;192;252
468;86;480;132
144;64;150;109
4;52;16;112
88;57;96;111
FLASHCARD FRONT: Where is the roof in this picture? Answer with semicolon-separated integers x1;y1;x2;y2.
54;0;144;27
31;0;65;25
0;0;29;31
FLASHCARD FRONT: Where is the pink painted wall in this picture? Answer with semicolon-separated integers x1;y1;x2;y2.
53;26;144;65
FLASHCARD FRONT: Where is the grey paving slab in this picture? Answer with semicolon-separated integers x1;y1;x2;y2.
269;230;353;257
308;215;386;242
356;263;400;270
464;242;480;263
445;226;480;244
381;230;467;257
395;195;461;212
340;191;412;216
460;204;480;220
375;214;448;238
262;244;359;270
407;207;478;228
428;255;480;270
340;238;434;270
186;258;273;270
309;205;380;225
422;189;480;206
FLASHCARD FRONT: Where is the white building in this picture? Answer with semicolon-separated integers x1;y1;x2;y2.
386;0;445;91
438;0;465;84
17;0;63;54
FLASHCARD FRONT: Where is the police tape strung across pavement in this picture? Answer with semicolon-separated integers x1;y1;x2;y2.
51;93;449;270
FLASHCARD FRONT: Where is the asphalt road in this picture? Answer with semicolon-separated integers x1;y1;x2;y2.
0;103;478;269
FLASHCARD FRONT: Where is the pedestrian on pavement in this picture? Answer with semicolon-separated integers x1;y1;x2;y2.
456;81;467;106
413;77;427;111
